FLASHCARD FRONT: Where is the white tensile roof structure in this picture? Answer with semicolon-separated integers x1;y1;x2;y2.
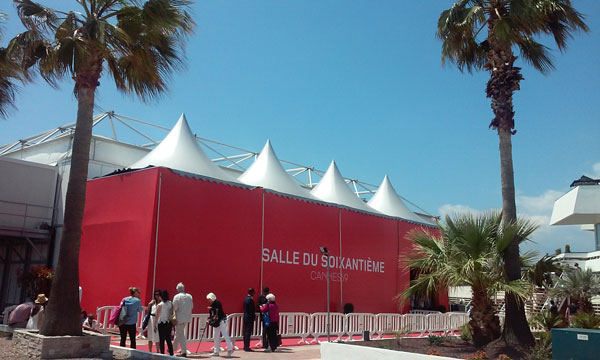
0;111;437;223
368;175;430;223
311;161;377;213
238;140;314;199
130;114;236;182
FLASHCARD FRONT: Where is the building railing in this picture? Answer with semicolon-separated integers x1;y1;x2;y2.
96;306;469;344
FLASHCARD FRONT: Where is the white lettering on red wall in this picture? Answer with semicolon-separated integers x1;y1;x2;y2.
261;248;385;274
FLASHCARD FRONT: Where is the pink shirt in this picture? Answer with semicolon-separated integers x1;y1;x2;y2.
260;302;279;322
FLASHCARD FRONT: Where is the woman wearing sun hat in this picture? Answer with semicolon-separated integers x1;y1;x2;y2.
27;294;49;329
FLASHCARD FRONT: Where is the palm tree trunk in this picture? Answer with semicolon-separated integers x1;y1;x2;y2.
40;63;99;336
498;129;534;346
485;12;534;346
470;286;501;346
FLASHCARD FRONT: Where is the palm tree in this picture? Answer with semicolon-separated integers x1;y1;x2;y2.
437;0;588;346
551;268;600;313
525;255;562;288
401;211;537;346
9;0;194;336
0;11;24;117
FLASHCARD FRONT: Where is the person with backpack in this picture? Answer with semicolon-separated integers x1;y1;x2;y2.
260;293;280;353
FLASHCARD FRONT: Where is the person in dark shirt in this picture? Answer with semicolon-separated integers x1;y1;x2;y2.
257;286;269;349
243;288;256;351
207;293;233;357
549;300;558;315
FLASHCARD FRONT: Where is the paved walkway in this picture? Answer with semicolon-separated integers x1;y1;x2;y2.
184;346;321;359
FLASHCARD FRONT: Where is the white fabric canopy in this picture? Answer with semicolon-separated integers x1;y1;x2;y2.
367;175;427;223
311;161;375;213
238;140;314;199
130;114;235;182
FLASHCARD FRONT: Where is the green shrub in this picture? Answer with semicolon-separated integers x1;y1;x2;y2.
570;311;600;329
459;322;472;342
428;334;445;346
525;333;552;360
531;311;565;331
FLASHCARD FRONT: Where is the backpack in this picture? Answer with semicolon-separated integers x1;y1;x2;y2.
262;303;270;327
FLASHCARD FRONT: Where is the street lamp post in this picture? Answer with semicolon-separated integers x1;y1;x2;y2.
320;246;331;342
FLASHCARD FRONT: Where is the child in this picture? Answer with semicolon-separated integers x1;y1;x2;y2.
83;313;100;332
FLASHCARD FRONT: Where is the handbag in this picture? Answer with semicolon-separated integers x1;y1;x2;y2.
169;304;177;326
142;313;151;330
109;298;126;325
208;312;221;327
262;304;270;327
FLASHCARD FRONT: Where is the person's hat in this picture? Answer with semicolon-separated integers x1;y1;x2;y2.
35;294;48;304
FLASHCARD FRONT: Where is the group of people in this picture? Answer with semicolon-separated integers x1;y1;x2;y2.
244;286;281;353
117;283;193;357
115;284;281;357
6;294;48;329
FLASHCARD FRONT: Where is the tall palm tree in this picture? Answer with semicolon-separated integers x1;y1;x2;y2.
551;268;600;313
436;0;588;346
9;0;194;336
401;211;537;346
0;11;24;117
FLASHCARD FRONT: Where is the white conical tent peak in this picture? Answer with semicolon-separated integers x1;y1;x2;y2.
311;161;374;212
238;140;314;199
130;114;235;181
367;175;424;222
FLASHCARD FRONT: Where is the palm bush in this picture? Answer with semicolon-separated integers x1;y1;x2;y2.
530;311;565;332
525;256;562;288
569;311;600;329
401;211;537;346
551;269;600;313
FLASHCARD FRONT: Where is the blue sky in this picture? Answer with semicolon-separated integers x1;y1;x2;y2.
1;1;598;255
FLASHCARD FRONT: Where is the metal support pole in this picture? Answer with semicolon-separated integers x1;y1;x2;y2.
326;254;331;342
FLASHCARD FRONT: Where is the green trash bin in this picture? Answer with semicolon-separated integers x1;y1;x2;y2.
552;328;600;360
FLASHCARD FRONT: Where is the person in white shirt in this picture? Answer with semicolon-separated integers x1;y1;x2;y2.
172;282;194;357
83;313;100;332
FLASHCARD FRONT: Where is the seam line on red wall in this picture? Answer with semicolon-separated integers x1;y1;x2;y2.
152;172;162;294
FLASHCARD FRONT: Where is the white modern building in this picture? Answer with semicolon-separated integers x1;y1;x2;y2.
551;176;600;273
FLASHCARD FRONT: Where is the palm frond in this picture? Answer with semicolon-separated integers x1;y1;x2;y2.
14;0;59;34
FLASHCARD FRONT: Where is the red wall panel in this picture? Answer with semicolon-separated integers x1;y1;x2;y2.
339;209;401;313
152;169;263;315
262;193;341;313
80;168;159;313
79;167;441;316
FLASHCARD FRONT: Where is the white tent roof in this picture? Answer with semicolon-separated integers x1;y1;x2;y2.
130;114;235;182
311;161;375;212
238;140;314;199
367;175;427;223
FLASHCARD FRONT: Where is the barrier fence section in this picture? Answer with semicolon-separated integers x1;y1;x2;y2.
374;313;403;339
447;312;470;336
309;312;346;343
345;313;376;340
96;307;470;343
279;312;311;344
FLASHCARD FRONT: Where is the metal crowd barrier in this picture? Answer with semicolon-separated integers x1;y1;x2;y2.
345;313;376;340
309;312;346;343
96;306;470;344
